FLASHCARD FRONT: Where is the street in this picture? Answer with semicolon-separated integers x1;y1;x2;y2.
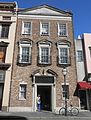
0;110;91;120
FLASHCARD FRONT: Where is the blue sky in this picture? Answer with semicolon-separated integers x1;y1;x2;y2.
1;0;91;38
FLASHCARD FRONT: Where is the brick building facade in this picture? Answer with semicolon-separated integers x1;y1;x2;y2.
9;5;79;112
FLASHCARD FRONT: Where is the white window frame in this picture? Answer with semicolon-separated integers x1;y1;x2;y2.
19;83;27;100
22;21;32;35
39;44;51;64
61;83;69;100
58;44;69;64
40;22;50;35
19;42;32;63
58;23;68;36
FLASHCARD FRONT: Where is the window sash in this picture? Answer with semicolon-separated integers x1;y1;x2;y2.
19;45;31;63
77;50;83;62
41;23;49;35
59;48;68;64
19;85;26;99
0;25;9;38
22;22;31;35
58;24;67;36
0;71;5;81
39;47;50;64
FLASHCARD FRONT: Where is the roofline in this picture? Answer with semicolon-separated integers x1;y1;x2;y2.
19;4;72;16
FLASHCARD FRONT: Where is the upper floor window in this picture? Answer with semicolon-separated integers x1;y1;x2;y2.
40;22;49;35
38;40;51;65
77;50;83;62
58;24;67;36
18;40;32;64
57;41;70;65
0;47;6;63
22;22;31;35
59;47;68;64
0;24;9;38
0;70;5;81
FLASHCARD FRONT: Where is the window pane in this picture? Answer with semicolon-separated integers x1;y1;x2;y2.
77;50;83;62
59;24;66;36
40;47;50;64
20;85;26;99
41;23;49;35
23;22;31;34
1;25;9;38
59;48;68;64
0;71;5;81
21;47;30;63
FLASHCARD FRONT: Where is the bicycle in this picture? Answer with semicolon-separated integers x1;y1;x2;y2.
59;105;79;116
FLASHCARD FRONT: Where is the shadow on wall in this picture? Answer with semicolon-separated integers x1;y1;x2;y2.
0;116;27;120
73;84;79;97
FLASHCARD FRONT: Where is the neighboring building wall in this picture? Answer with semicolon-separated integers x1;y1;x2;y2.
9;5;79;112
0;2;17;111
82;34;91;74
75;38;85;81
75;34;91;110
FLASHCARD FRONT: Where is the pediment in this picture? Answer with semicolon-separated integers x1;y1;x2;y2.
19;5;72;16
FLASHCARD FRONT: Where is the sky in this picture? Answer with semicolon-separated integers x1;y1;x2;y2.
1;0;91;38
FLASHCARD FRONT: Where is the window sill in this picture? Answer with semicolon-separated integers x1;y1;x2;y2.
0;37;8;39
58;35;67;37
40;34;49;36
17;62;31;66
37;62;51;66
62;98;69;100
22;33;31;35
19;98;26;101
57;63;71;67
77;60;83;62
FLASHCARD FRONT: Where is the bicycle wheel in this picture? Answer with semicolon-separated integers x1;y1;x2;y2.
71;107;79;116
59;107;65;115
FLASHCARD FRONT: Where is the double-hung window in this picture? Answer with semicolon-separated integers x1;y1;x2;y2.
22;22;31;35
21;47;30;63
40;47;49;63
40;22;49;35
38;41;51;64
58;24;67;36
59;47;68;64
57;41;70;65
19;84;26;100
77;50;83;62
18;40;32;64
0;24;9;38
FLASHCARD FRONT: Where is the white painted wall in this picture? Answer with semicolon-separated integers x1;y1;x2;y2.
75;38;85;81
0;15;17;110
